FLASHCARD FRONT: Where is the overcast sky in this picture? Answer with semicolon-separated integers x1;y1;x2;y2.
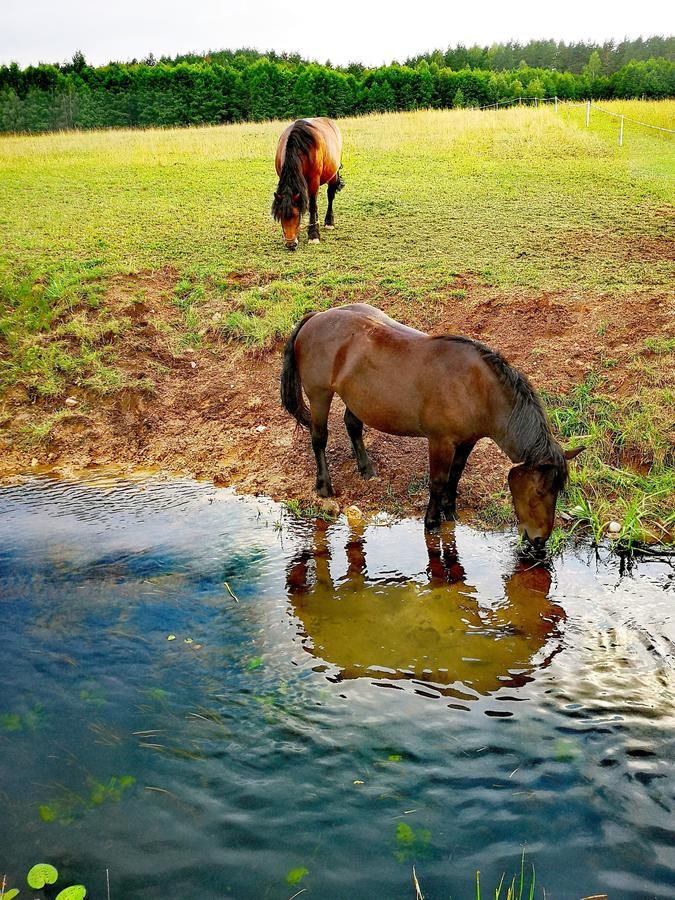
2;0;673;68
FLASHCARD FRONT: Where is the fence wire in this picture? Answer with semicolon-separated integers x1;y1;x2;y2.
474;96;675;141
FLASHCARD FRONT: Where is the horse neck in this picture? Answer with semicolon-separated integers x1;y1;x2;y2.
279;145;307;193
484;368;552;466
487;386;523;464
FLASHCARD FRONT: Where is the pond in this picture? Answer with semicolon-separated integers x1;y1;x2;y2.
1;475;674;899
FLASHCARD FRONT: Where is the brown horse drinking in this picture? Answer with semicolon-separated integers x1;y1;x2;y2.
281;304;583;548
272;118;343;249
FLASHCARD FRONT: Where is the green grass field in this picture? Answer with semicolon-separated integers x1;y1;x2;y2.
1;100;673;543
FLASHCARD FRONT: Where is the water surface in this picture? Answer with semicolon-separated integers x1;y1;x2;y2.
1;476;673;898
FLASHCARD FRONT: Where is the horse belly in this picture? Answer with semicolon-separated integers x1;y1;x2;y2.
334;354;425;438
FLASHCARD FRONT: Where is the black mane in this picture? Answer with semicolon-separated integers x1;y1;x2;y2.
439;336;568;487
271;120;313;221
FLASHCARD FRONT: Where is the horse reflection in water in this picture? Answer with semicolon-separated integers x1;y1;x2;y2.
286;522;565;701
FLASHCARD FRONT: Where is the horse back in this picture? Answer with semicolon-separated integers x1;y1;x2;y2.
295;305;495;440
275;118;342;185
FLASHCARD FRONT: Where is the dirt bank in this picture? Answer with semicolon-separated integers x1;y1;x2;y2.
1;270;673;524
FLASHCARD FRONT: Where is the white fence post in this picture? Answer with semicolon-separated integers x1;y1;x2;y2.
585;100;591;126
554;95;558;112
619;114;624;146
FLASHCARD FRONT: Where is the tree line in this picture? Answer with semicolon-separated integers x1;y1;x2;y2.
1;42;673;133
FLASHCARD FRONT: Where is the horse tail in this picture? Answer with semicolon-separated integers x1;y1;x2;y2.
335;165;345;192
280;312;315;429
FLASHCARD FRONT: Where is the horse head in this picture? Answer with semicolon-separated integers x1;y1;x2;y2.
272;189;305;250
508;447;584;551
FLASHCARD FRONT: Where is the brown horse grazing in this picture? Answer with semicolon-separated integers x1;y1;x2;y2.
272;118;343;250
280;304;583;548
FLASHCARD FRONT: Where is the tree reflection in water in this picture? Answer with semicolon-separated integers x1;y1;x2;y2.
286;521;565;702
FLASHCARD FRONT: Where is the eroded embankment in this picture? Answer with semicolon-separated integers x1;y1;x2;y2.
1;269;674;532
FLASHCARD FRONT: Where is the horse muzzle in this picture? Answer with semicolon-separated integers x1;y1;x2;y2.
285;239;298;251
523;533;547;555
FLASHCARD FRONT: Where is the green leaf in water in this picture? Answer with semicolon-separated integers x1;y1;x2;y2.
396;822;415;846
38;804;57;822
27;863;59;888
3;888;20;899
0;713;23;732
146;687;168;701
79;686;106;706
89;774;136;805
394;822;433;863
553;738;579;762
285;867;309;886
387;754;403;762
246;656;264;672
55;886;87;900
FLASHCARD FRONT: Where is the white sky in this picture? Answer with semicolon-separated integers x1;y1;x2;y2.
2;0;673;68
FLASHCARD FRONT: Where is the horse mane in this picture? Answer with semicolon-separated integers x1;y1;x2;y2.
271;120;313;221
439;336;568;487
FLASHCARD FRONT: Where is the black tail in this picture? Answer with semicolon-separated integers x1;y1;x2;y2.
280;313;315;428
335;166;345;192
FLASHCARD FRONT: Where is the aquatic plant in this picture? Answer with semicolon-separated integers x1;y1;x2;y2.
0;704;45;733
394;822;433;863
27;864;58;889
413;851;542;899
0;863;87;899
38;774;135;824
285;866;309;886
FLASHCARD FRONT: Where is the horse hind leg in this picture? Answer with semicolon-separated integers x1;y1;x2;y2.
308;189;320;243
309;391;334;496
324;180;338;229
344;408;375;478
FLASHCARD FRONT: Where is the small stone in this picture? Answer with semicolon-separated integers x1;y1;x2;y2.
607;521;622;535
190;361;197;369
30;457;38;468
316;497;340;518
64;397;78;407
255;425;266;433
344;505;364;526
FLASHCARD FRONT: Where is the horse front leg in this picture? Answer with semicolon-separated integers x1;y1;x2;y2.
307;190;320;243
425;438;456;532
442;441;475;520
309;391;334;496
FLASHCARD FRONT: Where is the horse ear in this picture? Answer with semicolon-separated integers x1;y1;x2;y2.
273;191;281;201
564;446;585;461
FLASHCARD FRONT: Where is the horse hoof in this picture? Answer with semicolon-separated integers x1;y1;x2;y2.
309;238;320;244
324;225;335;230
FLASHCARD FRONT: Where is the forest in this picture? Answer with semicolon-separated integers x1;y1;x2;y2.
1;37;673;132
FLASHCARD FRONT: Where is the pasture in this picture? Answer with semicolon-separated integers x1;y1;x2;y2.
0;101;673;542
